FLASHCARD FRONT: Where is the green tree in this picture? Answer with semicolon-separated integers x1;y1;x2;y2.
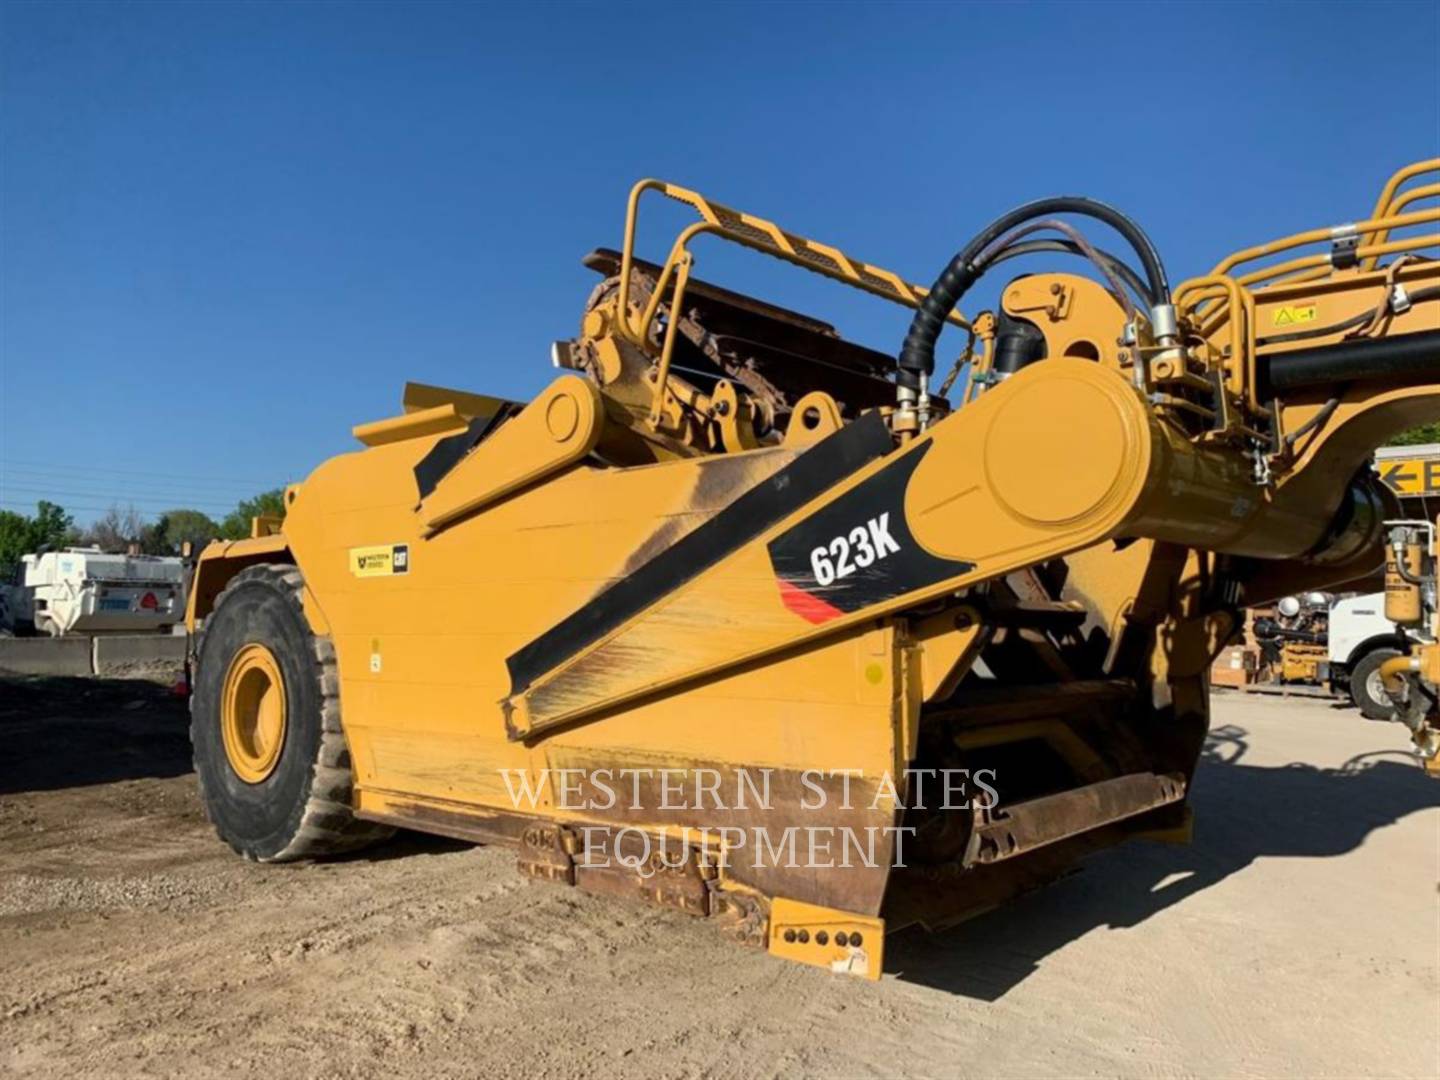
31;501;74;550
220;489;287;540
0;501;75;578
141;509;221;555
1391;422;1440;448
0;512;31;579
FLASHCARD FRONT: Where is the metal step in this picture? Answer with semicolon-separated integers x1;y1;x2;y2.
964;771;1187;866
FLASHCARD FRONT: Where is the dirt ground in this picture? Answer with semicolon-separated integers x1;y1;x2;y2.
1;677;1436;1080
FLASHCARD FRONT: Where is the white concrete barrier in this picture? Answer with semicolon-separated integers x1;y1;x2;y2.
0;636;94;677
92;635;187;675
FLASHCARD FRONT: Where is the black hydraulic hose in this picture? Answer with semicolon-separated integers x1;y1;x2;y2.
898;196;1171;388
981;238;1154;309
1257;328;1440;395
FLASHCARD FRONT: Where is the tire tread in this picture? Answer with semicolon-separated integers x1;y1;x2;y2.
190;563;393;862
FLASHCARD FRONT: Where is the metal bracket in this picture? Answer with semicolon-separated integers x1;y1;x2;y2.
1391;282;1412;314
1329;223;1360;270
1252;447;1273;487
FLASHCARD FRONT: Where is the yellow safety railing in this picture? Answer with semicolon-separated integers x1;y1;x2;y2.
1361;159;1440;269
1212;207;1440;279
612;180;969;427
1193;160;1440;335
1172;274;1257;411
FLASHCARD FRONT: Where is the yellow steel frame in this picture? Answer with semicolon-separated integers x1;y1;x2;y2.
1170;274;1260;416
613;180;970;428
1193;160;1439;331
1163;161;1440;441
1190;210;1440;337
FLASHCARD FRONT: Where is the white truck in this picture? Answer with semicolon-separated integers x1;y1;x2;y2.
19;548;188;637
1330;448;1440;718
1329;592;1414;719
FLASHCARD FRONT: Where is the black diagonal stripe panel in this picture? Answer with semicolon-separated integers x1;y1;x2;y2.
767;442;975;614
412;405;518;501
505;411;893;695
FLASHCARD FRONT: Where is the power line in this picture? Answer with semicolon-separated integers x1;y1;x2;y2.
1;479;237;500
0;457;285;486
0;499;175;516
0;486;236;511
0;466;287;490
0;480;241;508
0;467;273;497
0;480;283;502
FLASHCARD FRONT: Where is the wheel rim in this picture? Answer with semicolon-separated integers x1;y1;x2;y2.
221;643;287;783
1366;668;1391;711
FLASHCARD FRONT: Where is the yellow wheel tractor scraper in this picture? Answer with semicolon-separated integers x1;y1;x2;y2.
186;161;1440;979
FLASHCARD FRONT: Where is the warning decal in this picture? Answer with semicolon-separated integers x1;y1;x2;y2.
349;543;410;578
1272;304;1318;327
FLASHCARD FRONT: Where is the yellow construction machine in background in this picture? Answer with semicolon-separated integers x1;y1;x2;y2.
186;159;1440;979
1380;518;1439;765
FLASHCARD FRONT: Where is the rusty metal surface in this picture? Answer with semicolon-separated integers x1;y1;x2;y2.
517;823;577;885
547;753;900;918
571;826;712;917
610;449;798;583
356;800;530;848
964;771;1188;866
709;886;769;948
583;249;839;336
582;250;912;422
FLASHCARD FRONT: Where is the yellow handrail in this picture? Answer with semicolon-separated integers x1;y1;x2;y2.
1173;274;1260;412
1212;207;1439;277
1235;232;1440;290
1361;159;1440;264
614;179;969;346
1362;172;1440;269
1197;202;1440;333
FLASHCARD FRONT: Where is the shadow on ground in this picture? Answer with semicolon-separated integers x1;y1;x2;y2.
0;676;192;794
0;675;478;869
336;830;476;862
887;724;1440;999
8;676;1437;998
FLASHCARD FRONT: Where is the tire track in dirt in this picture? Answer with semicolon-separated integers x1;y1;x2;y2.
4;688;1438;1079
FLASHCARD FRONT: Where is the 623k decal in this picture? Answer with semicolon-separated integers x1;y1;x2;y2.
768;442;974;624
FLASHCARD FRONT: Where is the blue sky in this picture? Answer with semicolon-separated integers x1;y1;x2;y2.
2;1;1437;524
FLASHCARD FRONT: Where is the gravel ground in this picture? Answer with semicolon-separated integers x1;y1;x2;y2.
1;677;1436;1079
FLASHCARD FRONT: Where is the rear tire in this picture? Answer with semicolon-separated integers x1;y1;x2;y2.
1350;648;1401;721
191;563;393;861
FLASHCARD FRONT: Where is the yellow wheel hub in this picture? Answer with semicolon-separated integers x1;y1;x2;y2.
220;643;288;784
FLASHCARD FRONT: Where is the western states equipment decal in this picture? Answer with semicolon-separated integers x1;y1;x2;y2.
766;443;974;624
349;543;410;578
